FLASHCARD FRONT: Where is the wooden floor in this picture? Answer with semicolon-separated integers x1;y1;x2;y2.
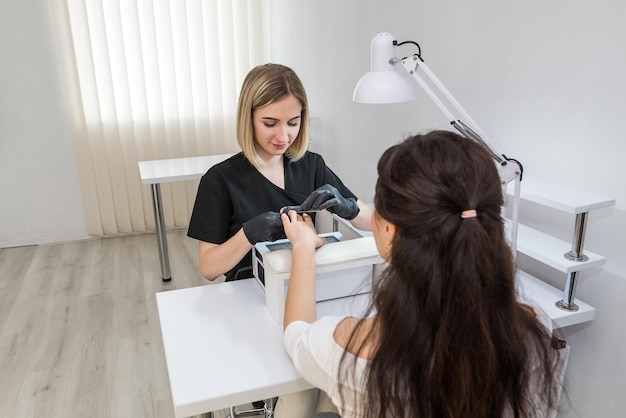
0;229;247;418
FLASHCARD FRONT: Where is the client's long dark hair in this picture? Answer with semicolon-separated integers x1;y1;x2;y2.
340;131;561;417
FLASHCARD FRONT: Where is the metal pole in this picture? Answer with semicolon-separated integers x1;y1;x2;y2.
564;212;589;262
151;183;172;282
556;212;590;311
556;271;580;311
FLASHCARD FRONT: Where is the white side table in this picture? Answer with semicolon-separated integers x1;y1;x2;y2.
139;153;234;281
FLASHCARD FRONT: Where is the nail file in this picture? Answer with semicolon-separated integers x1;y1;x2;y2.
279;205;323;214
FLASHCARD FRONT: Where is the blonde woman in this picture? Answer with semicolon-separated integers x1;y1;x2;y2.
188;63;371;416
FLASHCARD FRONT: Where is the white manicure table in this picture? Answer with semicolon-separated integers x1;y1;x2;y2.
156;279;370;418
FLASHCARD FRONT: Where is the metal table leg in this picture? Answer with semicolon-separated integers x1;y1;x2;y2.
150;183;172;282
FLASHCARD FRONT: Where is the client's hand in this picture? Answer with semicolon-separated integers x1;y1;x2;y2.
300;184;360;220
242;211;286;244
280;211;325;250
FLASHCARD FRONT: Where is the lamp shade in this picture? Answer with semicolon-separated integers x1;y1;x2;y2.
353;32;416;104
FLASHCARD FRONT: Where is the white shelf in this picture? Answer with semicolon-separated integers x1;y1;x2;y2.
507;177;615;214
509;221;606;273
504;177;612;330
517;270;595;329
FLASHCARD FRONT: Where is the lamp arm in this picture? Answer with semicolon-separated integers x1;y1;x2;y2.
395;57;456;122
397;55;522;257
399;56;508;164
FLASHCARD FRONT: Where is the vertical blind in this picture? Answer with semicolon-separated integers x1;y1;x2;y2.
51;0;271;235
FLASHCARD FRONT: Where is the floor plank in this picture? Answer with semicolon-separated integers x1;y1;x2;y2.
0;229;237;418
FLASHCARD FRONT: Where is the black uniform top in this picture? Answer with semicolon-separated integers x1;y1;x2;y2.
187;151;357;281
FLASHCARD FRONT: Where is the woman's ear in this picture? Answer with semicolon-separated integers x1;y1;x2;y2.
384;221;397;245
383;220;397;249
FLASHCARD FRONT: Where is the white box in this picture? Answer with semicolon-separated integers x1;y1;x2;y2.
253;233;382;324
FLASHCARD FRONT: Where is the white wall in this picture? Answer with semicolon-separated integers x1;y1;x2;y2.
272;0;626;416
0;0;88;247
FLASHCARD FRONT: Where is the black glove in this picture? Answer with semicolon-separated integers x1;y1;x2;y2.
300;184;360;220
242;211;286;244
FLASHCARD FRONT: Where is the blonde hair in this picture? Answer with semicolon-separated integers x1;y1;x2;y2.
237;64;310;166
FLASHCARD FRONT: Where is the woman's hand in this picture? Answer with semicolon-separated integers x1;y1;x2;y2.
299;184;360;220
281;210;323;328
280;211;325;250
242;211;286;244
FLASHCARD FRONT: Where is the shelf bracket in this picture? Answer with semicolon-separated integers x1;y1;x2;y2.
556;212;589;311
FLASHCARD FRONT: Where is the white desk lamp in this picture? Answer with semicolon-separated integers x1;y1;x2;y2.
353;32;523;256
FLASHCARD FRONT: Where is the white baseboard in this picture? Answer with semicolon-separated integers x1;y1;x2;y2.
0;232;94;249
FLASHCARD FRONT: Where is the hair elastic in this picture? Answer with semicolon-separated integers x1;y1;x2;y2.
461;209;477;219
